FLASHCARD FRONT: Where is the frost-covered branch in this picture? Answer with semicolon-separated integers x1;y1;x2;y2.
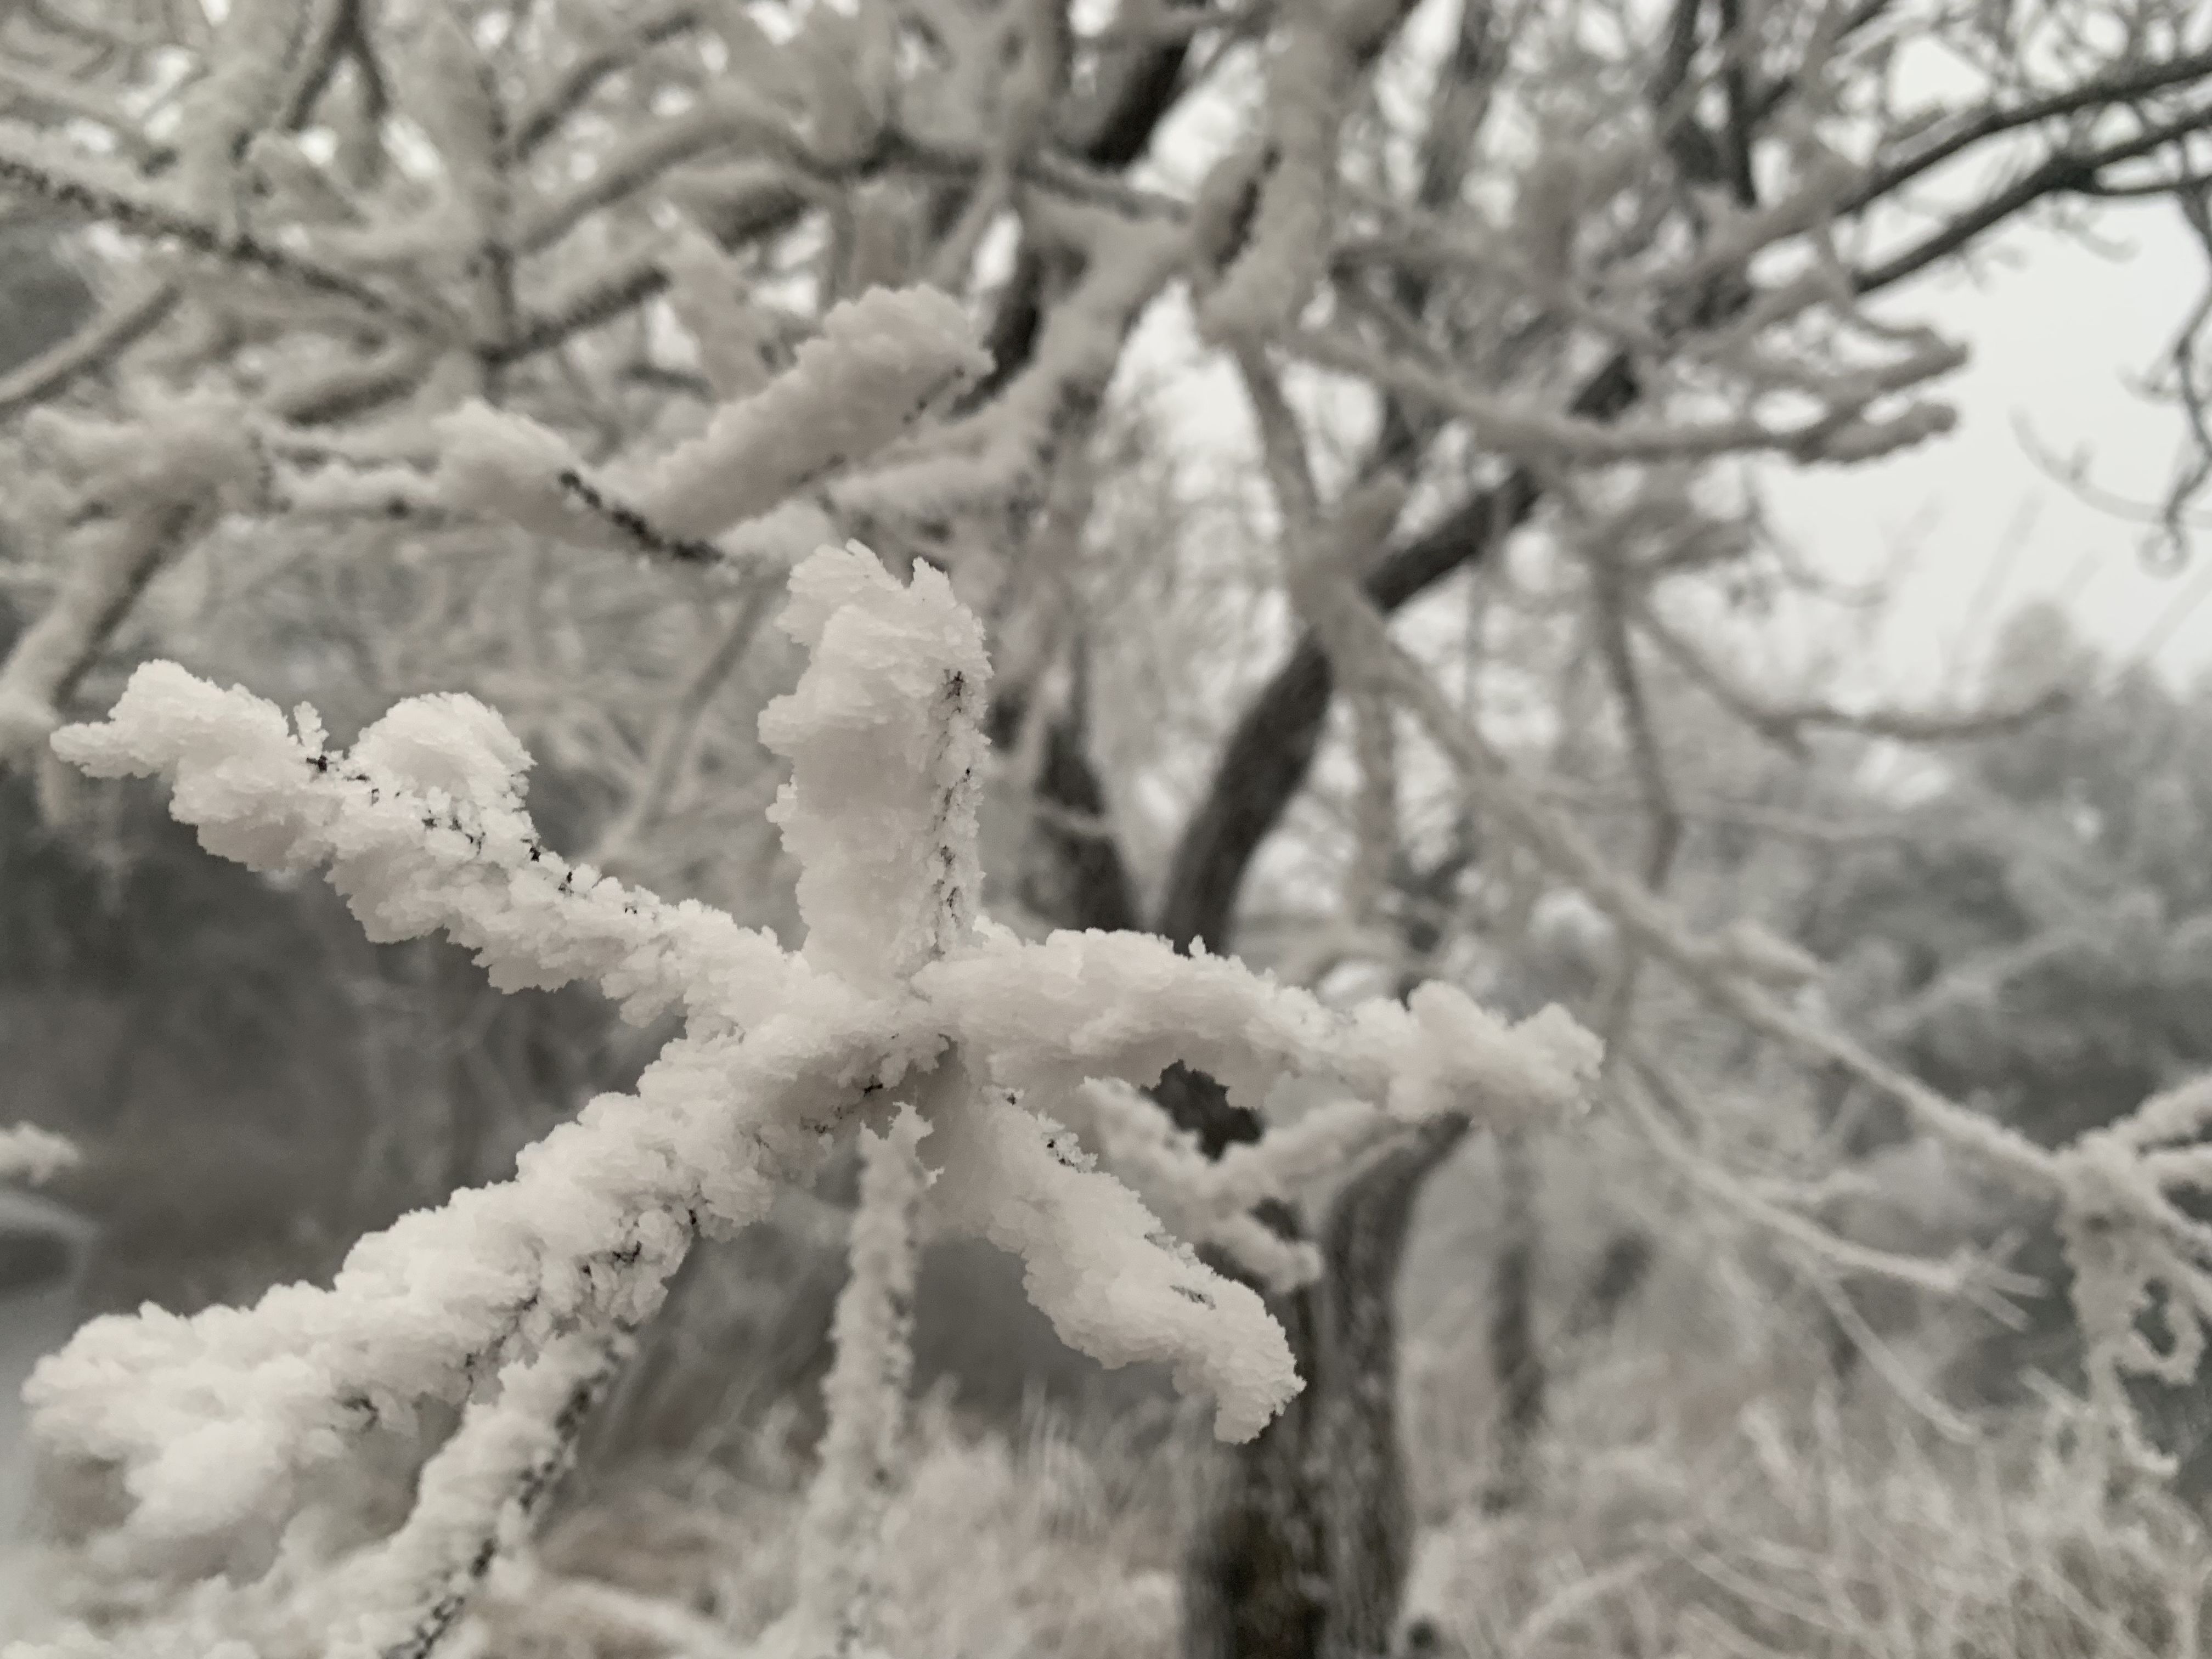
437;286;987;562
0;122;438;330
325;1334;633;1659
774;1107;930;1659
0;272;177;422
0;396;263;770
27;543;1595;1648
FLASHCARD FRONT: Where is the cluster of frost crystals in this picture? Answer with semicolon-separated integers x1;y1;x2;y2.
0;1125;77;1186
24;541;1598;1650
761;545;990;989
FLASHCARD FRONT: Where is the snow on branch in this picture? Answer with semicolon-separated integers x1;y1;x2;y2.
1071;1079;1325;1291
830;201;1183;526
171;0;335;248
435;286;988;561
1194;0;1409;343
774;1104;932;1659
2055;1076;2212;1474
28;540;1596;1645
0;395;264;770
320;1333;633;1659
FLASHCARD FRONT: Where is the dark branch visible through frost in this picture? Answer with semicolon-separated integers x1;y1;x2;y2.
553;468;725;565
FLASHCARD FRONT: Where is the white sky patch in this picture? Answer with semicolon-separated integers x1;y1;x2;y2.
1759;206;2212;695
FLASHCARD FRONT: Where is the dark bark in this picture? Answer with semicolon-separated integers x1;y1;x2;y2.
1313;1118;1469;1658
1183;1237;1328;1659
1156;353;1634;957
989;686;1144;937
1481;1130;1544;1513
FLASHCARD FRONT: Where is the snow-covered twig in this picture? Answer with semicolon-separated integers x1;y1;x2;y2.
0;396;264;770
328;1334;633;1659
833;200;1182;525
780;1107;930;1659
437;286;987;562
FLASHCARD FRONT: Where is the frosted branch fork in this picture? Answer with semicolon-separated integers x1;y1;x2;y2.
35;543;1598;1648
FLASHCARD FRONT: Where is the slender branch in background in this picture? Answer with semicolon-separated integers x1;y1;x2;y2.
1633;599;2070;757
784;1106;930;1659
1850;96;2212;292
1838;43;2212;217
1233;345;1404;927
2141;183;2212;569
0;274;176;421
504;2;703;162
1620;1047;2030;1310
1381;607;2056;1189
0;125;440;329
586;579;779;872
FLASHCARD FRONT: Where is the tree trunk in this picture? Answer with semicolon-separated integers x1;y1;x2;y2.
1179;1107;1470;1659
1482;1129;1544;1514
1182;1245;1328;1659
1314;1116;1469;1658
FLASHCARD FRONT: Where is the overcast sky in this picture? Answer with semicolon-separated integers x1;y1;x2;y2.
1759;201;2212;697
